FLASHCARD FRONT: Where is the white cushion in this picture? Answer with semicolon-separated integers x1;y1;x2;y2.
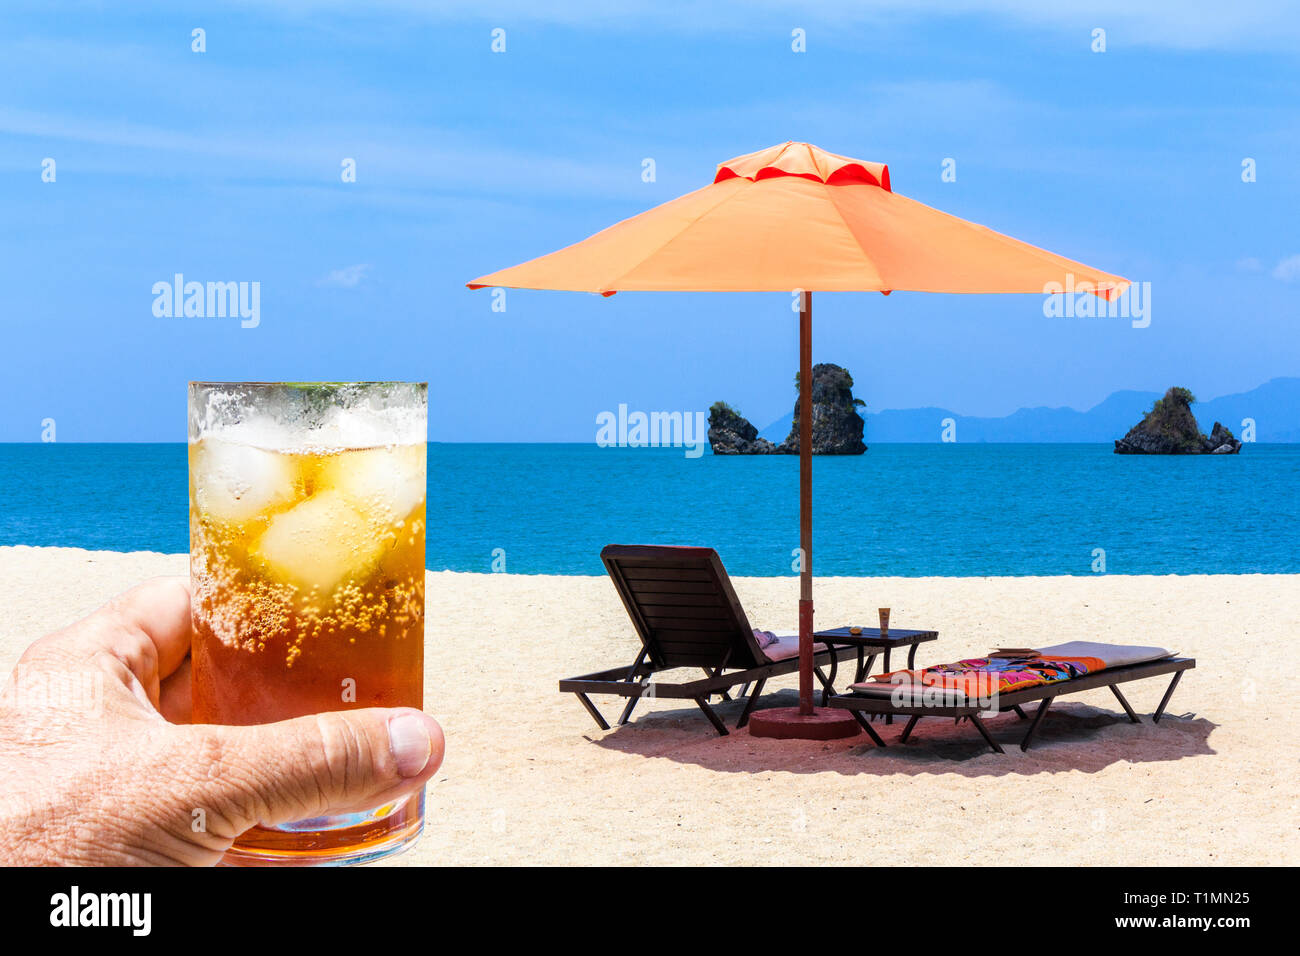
762;635;830;663
1037;641;1173;669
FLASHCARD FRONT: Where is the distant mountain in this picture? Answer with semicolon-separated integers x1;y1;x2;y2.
1194;378;1300;443
757;377;1300;443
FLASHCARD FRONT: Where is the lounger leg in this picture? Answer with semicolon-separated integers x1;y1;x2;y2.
694;696;729;736
1012;705;1028;720
900;715;920;743
1109;684;1141;723
849;710;886;747
617;691;641;726
1153;670;1184;724
968;713;1005;754
736;678;767;729
1019;698;1053;751
703;668;732;701
575;692;610;731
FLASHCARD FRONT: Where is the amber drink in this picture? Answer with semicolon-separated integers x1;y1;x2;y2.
189;382;427;865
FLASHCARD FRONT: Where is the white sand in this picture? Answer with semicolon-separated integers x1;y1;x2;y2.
2;546;1296;866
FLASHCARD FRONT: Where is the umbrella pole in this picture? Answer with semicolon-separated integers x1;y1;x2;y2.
747;291;859;740
798;291;814;715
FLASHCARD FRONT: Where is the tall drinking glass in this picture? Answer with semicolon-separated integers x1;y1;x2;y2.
188;382;427;865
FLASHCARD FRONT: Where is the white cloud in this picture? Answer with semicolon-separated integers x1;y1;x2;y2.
0;103;645;201
1271;255;1300;282
318;264;371;288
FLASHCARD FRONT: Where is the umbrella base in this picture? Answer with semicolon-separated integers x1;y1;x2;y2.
747;706;861;740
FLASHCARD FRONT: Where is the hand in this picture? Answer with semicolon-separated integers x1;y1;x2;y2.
0;577;444;865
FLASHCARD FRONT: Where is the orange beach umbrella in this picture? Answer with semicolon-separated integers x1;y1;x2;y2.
468;141;1126;738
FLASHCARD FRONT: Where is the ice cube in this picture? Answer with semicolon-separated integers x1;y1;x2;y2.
192;438;297;523
251;489;387;592
319;444;426;526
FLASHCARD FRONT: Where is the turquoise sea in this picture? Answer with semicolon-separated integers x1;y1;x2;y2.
1;443;1297;576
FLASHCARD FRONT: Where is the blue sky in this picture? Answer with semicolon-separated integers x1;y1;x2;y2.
2;1;1297;441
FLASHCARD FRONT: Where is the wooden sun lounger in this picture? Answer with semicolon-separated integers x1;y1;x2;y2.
828;655;1196;753
559;545;880;741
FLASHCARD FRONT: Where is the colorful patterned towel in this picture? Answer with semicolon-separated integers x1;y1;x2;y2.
870;654;1105;698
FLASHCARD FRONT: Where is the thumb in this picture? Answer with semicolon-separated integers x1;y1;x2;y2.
187;707;444;836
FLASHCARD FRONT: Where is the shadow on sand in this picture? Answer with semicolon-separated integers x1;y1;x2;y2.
590;687;1216;776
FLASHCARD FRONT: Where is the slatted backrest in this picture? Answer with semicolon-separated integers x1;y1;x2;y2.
601;544;766;670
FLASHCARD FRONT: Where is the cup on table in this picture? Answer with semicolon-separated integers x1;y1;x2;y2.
878;607;890;638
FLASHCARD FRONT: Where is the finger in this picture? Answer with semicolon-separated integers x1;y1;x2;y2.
22;577;193;715
160;656;192;724
101;577;194;681
184;708;444;834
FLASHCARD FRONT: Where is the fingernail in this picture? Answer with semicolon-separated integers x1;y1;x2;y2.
388;712;433;777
